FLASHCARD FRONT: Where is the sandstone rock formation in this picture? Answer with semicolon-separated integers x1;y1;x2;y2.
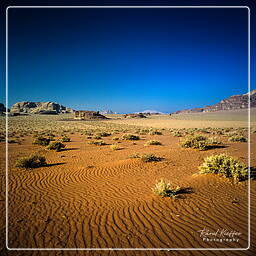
203;90;256;112
10;101;74;114
171;90;256;114
124;113;147;118
74;111;107;120
171;108;204;115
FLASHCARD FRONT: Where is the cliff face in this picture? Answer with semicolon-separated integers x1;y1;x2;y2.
10;101;74;114
203;90;256;112
172;90;256;114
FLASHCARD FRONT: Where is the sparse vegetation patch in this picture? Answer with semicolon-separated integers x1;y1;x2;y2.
47;141;65;151
228;135;247;142
122;134;140;140
60;136;71;142
33;136;50;146
16;154;46;169
144;140;162;146
199;153;248;181
152;180;183;197
181;135;221;150
141;154;162;162
110;144;121;151
88;140;107;146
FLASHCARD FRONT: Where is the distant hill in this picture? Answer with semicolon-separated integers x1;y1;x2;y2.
171;90;256;114
99;110;117;114
135;110;164;115
10;101;74;115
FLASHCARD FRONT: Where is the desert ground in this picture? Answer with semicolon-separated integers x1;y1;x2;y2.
0;110;256;256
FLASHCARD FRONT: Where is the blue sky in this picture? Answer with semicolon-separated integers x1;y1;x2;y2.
1;4;253;113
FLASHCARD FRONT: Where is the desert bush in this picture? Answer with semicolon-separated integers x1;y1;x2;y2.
228;135;247;142
141;154;162;162
172;131;183;137
93;135;102;140
88;140;107;146
181;135;221;151
110;144;121;151
199;128;210;134
97;132;111;137
112;137;119;141
47;141;65;151
128;152;141;159
122;134;140;140
152;179;182;197
144;140;162;146
60;136;71;142
16;154;46;168
199;154;248;181
207;137;221;145
83;130;93;135
212;130;224;135
149;130;162;135
181;135;207;150
138;128;150;135
33;136;50;146
8;139;18;144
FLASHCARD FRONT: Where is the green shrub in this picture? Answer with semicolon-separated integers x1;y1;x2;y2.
110;144;121;151
172;131;183;137
97;132;111;137
144;140;162;146
33;136;50;146
88;140;107;146
93;135;102;140
207;137;221;145
47;141;65;151
148;130;162;135
228;135;247;142
122;134;140;140
8;139;18;144
181;135;207;150
181;135;221;151
199;154;248;181
128;152;141;159
152;180;182;197
83;130;93;136
199;128;210;134
141;154;162;162
16;154;46;169
60;136;71;142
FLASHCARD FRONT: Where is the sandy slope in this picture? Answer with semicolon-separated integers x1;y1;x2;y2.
0;131;255;256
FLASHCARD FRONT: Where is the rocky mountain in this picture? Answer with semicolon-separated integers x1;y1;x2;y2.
171;90;256;114
10;101;74;115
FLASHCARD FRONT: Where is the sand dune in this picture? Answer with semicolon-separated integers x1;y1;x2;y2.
0;117;255;255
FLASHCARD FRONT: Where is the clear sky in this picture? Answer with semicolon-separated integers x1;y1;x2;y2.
2;4;253;113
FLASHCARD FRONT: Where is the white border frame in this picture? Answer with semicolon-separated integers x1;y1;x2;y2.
5;5;251;251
